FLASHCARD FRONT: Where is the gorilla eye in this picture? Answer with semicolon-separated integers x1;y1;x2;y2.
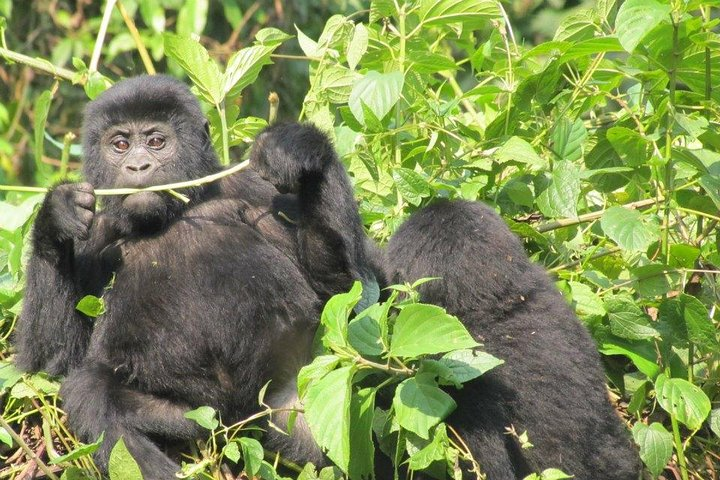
112;138;130;152
147;136;165;149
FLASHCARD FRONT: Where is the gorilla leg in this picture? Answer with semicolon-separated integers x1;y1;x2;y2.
61;362;203;479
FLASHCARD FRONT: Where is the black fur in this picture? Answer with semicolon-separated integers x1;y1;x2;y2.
15;75;381;478
386;200;640;479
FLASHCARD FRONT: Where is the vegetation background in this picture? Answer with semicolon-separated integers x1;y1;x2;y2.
0;0;718;479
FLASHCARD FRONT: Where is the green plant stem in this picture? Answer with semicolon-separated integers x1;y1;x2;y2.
90;0;118;73
216;101;231;166
355;355;413;376
670;414;689;480
0;47;77;83
0;415;60;480
662;17;680;265
116;0;156;75
0;160;250;196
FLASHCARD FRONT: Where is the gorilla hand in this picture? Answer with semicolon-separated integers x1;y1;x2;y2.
250;123;336;194
35;182;96;252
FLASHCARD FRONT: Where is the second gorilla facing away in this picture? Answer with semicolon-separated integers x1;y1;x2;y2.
387;200;640;479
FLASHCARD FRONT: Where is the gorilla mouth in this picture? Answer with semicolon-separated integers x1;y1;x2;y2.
121;191;169;227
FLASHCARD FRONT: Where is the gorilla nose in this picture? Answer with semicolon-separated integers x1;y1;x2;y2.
126;162;152;172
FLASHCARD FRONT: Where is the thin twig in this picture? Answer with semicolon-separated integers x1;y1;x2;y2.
89;0;118;73
536;198;660;233
0;416;59;480
116;0;156;75
0;160;250;196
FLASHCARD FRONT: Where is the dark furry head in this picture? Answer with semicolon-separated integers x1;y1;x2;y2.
81;75;220;232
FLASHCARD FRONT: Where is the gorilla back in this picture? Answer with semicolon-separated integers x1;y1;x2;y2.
387;200;640;479
15;76;380;478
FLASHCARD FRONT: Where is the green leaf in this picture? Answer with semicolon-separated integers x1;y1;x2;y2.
297;355;341;398
305;366;354;472
348;71;404;126
569;281;606;317
553;10;597;42
321;281;362;351
605;294;659;340
164;33;222;104
710;409;720;438
678;294;719;351
632;422;672;478
389;304;479;358
50;434;103;464
176;0;208;36
76;295;105;318
607;127;650;167
408;423;448;470
393;373;456;439
318;66;361;104
184;405;219;430
239;437;264;476
495;136;546;170
438;349;504;384
34;90;53;168
0;427;12;448
223;44;279;99
418;0;500;30
392;168;432;206
655;374;711;430
348;310;384;357
698;174;720;210
229;116;268;145
348;388;376;480
222;442;240;463
346;23;368;70
255;28;293;46
600;206;659;252
536;161;581;218
108;437;143;480
295;25;321;57
139;0;165;33
551;117;586;162
615;0;671;53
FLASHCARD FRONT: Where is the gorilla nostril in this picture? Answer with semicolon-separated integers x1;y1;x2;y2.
127;162;152;172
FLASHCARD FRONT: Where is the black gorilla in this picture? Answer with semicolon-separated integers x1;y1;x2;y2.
15;75;381;478
386;200;640;479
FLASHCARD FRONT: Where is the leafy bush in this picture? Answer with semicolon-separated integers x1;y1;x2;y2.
1;0;719;479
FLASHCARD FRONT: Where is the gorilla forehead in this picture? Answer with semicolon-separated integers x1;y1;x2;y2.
82;75;206;140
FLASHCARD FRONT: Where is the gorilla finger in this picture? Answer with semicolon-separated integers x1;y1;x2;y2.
76;208;95;227
75;192;97;211
75;182;95;194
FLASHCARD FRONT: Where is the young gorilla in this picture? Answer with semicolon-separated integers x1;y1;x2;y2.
15;75;381;478
386;201;640;479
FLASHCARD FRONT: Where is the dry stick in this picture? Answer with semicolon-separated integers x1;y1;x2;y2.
0;416;59;480
536;197;661;233
116;0;155;75
0;160;250;197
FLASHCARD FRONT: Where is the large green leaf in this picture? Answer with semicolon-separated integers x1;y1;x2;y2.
346;23;368;70
655;374;711;430
348;71;404;126
389;304;479;358
417;0;500;29
164;33;222;104
223;44;278;99
348;388;376;479
108;438;143;480
393;373;456;439
632;422;672;477
305;366;354;471
392;168;432;206
320;281;362;351
551;117;586;162
536;161;581;218
615;0;671;53
605;294;659;341
600;206;659;252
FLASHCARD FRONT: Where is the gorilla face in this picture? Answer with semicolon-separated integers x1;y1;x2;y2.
81;76;221;234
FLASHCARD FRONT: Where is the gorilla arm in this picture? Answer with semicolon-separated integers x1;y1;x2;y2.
250;123;382;301
15;183;100;375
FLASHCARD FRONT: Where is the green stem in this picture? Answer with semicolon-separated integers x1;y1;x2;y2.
117;0;156;75
670;414;689;480
536;197;660;233
662;16;680;264
0;160;250;196
0;47;77;82
217;100;230;166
